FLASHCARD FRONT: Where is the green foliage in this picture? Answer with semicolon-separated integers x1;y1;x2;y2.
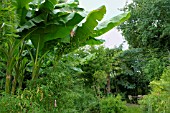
126;105;142;113
79;46;121;87
117;0;170;104
0;0;18;38
119;0;170;51
43;62;98;112
0;53;99;112
15;0;129;53
16;0;86;52
100;95;127;113
0;0;130;94
70;5;106;49
93;70;107;86
22;54;99;112
0;93;46;113
112;48;149;97
143;57;166;80
0;0;22;94
93;12;130;37
0;0;146;112
139;66;170;113
110;48;168;101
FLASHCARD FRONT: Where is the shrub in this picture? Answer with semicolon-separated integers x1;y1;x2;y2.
100;95;127;113
139;66;170;113
0;93;46;113
0;58;99;113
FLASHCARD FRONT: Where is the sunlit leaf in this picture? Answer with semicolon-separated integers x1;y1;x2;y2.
93;12;130;37
72;5;106;46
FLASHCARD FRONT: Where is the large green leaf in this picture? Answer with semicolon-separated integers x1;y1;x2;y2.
18;2;109;54
55;1;79;8
42;0;55;11
92;12;130;37
42;26;73;42
29;0;46;5
18;5;86;51
49;0;57;5
59;12;84;25
30;25;73;50
19;20;36;32
19;13;48;32
32;13;47;23
84;37;105;45
72;5;106;46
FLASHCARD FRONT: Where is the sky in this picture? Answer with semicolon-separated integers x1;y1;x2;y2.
78;0;132;49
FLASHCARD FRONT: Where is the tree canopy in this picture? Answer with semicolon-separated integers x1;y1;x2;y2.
119;0;170;52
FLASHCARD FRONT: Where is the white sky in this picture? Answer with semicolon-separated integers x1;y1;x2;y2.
79;0;132;49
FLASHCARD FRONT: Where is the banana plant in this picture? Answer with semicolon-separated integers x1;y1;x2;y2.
0;0;38;94
0;0;23;94
3;0;130;91
15;0;130;53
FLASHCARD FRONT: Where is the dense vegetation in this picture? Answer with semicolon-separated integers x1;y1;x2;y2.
119;0;170;112
0;0;169;113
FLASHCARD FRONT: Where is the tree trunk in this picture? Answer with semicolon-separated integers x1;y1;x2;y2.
18;79;23;89
106;75;111;95
11;76;17;94
5;74;11;94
